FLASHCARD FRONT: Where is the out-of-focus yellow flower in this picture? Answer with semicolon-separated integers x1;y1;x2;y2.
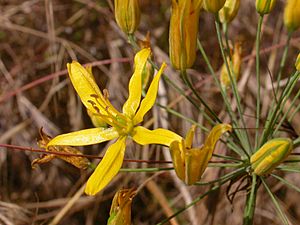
284;0;300;32
114;0;140;34
220;41;243;89
47;48;181;195
255;0;276;15
296;53;300;71
219;0;240;24
107;188;136;225
32;128;90;170
203;0;226;14
169;0;203;70
170;124;232;185
250;138;293;176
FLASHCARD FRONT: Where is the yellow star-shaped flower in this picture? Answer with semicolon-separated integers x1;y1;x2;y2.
47;48;181;195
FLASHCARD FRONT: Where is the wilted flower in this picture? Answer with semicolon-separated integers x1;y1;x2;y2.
255;0;276;15
250;138;293;176
107;188;136;225
284;0;300;32
219;0;240;24
47;48;181;195
114;0;140;34
169;0;203;70
203;0;226;14
220;40;243;89
32;128;90;170
170;124;232;185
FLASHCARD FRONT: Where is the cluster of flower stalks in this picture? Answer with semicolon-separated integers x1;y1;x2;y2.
31;0;300;224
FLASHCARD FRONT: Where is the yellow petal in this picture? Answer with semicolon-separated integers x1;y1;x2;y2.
198;123;232;174
122;48;151;118
170;140;185;181
47;127;119;147
132;126;182;146
85;137;126;195
68;61;118;116
185;125;196;149
133;63;166;125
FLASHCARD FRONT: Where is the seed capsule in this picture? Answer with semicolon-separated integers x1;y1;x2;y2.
250;138;293;176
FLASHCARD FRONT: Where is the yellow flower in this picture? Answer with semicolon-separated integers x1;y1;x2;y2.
284;0;300;32
169;0;203;70
107;188;136;225
203;0;226;14
47;48;181;195
219;0;240;24
255;0;276;15
170;124;232;185
114;0;140;34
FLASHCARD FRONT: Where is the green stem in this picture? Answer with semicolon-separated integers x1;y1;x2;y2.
275;31;293;95
156;168;243;225
180;69;220;124
273;86;300;136
157;103;208;132
127;33;139;51
197;39;249;158
255;15;264;150
215;16;251;153
260;71;300;145
243;174;258;225
293;137;300;147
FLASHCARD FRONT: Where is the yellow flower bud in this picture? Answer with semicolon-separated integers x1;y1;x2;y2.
170;124;232;185
203;0;226;14
284;0;300;32
114;0;140;34
220;40;242;89
219;0;240;24
169;0;203;70
255;0;276;15
250;138;293;176
108;188;136;225
296;53;300;71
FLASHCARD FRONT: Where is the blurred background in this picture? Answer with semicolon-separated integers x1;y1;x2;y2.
0;0;300;224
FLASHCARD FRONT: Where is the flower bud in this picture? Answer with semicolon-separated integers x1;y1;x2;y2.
255;0;276;15
108;188;136;225
220;40;242;89
250;138;293;176
169;0;203;70
284;0;300;32
203;0;226;14
170;124;232;185
219;0;240;24
296;53;300;71
114;0;140;34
